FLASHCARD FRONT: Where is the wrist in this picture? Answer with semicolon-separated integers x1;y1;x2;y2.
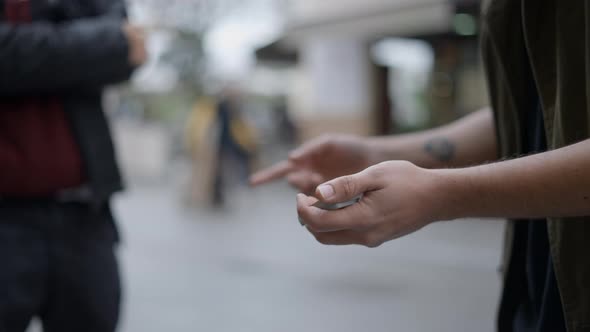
363;137;388;167
364;136;404;166
428;168;477;221
366;134;444;169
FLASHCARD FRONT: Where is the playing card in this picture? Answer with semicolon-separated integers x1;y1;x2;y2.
299;195;362;226
312;195;362;211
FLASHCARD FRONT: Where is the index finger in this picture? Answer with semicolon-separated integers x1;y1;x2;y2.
249;160;295;186
289;136;329;161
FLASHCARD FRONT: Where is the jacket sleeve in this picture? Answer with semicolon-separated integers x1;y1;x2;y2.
0;17;135;96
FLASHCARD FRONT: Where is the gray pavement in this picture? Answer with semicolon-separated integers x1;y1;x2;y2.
112;181;505;332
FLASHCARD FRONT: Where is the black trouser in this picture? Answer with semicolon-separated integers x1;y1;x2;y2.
0;200;121;332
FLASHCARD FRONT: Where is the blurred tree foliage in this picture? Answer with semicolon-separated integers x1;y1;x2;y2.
131;0;243;33
130;0;245;92
116;0;246;124
159;31;205;92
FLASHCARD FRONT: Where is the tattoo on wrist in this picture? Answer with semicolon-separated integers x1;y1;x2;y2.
424;138;455;163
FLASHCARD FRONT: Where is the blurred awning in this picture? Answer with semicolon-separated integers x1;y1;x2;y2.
255;0;481;65
284;1;453;41
255;40;299;65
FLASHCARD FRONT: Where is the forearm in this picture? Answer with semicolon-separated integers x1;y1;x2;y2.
435;139;590;220
368;108;498;169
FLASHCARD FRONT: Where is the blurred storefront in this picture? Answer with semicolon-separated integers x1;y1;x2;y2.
257;0;488;140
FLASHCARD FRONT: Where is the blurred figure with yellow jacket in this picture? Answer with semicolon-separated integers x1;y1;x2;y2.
186;89;257;207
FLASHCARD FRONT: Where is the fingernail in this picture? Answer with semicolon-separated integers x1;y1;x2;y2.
318;184;334;199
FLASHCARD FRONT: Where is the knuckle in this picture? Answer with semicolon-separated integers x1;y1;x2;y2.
400;160;414;168
314;234;331;245
305;221;322;233
296;203;308;219
342;176;357;197
303;215;321;231
306;210;331;231
368;160;415;180
366;165;385;181
362;234;382;248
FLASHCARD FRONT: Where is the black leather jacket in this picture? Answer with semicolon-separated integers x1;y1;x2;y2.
0;0;134;203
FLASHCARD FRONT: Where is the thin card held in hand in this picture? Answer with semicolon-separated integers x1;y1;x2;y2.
312;195;362;211
299;195;362;226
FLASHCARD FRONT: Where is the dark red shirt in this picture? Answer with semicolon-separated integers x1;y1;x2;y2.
0;0;85;196
0;99;85;196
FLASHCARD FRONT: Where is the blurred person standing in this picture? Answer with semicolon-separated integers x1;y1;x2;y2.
186;88;257;207
0;1;146;331
273;96;297;145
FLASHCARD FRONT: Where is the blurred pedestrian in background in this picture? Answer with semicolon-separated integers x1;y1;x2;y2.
273;96;297;146
0;0;145;331
251;1;590;331
186;86;257;208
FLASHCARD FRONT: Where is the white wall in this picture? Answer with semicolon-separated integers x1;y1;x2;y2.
298;38;371;117
288;37;374;138
289;0;443;23
290;0;386;22
283;0;453;137
283;0;452;46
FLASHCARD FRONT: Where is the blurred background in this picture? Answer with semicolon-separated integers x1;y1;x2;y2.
36;0;504;331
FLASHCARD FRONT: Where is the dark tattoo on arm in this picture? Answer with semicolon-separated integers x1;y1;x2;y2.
424;138;456;163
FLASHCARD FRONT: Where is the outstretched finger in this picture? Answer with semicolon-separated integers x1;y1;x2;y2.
289;136;330;162
249;160;294;186
287;170;324;195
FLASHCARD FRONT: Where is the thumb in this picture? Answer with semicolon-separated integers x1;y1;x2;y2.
315;171;377;204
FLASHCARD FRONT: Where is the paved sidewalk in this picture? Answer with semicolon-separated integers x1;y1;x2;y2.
113;182;504;332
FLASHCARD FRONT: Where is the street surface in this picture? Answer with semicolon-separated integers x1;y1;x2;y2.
113;181;504;332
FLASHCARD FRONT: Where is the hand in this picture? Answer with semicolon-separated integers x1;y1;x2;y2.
122;23;147;66
250;134;377;194
296;161;443;248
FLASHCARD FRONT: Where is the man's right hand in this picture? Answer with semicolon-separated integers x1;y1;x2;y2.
122;23;147;67
250;135;378;194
